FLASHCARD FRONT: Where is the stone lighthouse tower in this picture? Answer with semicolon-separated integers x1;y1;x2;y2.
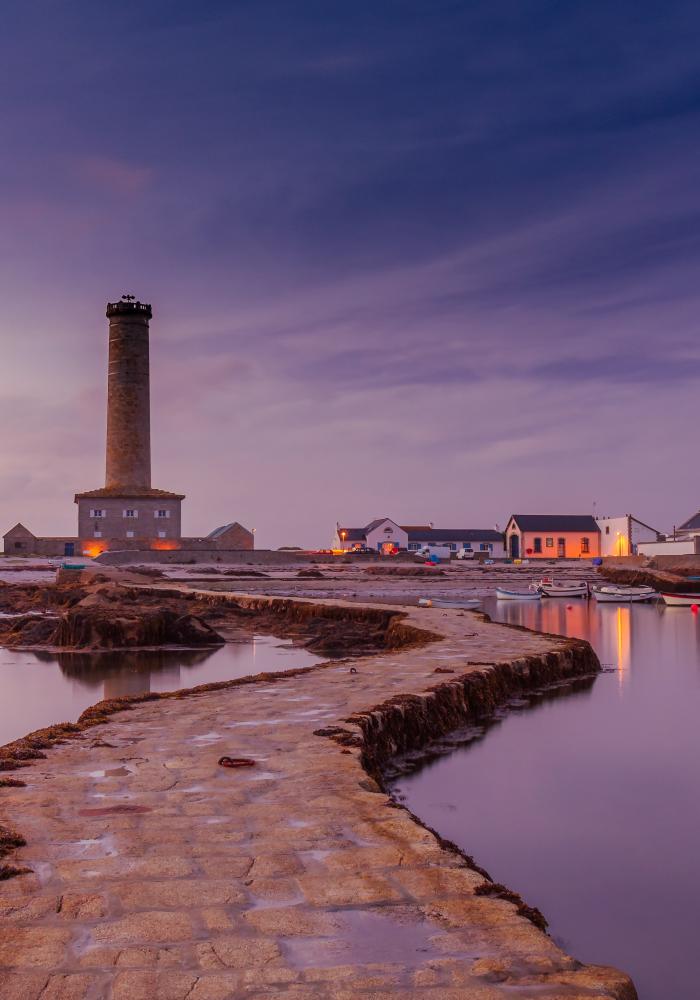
74;298;184;554
105;299;152;490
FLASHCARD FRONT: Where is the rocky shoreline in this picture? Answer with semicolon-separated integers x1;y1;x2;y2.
0;589;637;999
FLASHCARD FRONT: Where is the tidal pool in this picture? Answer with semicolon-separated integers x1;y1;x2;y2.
386;597;700;1000
0;634;325;747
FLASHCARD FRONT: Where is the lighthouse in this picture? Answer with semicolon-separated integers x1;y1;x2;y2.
74;298;184;553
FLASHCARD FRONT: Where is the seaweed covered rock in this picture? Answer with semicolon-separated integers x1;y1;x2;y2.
51;608;225;649
0;615;59;647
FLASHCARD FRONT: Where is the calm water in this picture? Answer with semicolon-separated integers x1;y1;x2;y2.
387;597;700;1000
0;635;324;747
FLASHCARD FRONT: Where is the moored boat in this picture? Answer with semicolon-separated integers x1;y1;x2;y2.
590;585;656;603
661;592;700;607
496;587;541;601
537;580;588;598
418;598;481;609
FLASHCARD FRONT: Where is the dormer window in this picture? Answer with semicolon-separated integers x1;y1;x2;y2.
123;509;138;518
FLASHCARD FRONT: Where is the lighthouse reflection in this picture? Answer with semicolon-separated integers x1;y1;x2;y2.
0;636;326;748
33;648;215;698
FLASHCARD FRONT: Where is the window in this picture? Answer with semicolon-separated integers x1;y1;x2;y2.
605;525;610;535
383;526;393;533
480;543;488;551
126;531;134;538
450;543;457;551
158;531;166;538
14;541;26;549
546;537;553;547
123;509;137;518
533;537;542;553
581;537;590;553
90;509;105;518
155;510;170;518
93;532;102;538
408;542;420;550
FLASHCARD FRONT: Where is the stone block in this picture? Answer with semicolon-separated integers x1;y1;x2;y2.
247;853;305;877
245;877;297;902
196;938;283;969
112;970;198;1000
0;895;61;920
114;879;246;908
0;927;73;968
298;872;403;906
198;857;253;878
34;975;96;1000
0;974;49;1000
245;906;345;938
91;911;193;944
320;846;403;872
188;975;239;999
392;866;484;900
58;893;108;919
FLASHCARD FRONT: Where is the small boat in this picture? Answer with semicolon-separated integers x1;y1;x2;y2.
537;580;588;598
418;598;481;609
590;585;656;603
496;587;541;601
661;592;700;606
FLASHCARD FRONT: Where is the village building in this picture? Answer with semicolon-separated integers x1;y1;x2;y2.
595;515;660;557
333;520;505;556
505;515;601;559
333;519;408;554
403;527;505;556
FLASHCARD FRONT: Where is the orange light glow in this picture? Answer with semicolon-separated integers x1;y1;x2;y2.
151;539;180;550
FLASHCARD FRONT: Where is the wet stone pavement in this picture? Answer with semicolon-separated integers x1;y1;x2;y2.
0;597;635;1000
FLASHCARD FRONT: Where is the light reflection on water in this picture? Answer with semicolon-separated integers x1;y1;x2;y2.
0;635;324;747
387;597;700;1000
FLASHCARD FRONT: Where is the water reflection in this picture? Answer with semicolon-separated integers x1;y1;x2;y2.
0;636;324;746
391;598;700;1000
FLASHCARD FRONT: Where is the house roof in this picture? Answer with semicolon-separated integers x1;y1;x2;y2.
678;511;700;532
206;522;249;540
406;529;503;542
508;515;600;533
2;522;35;540
336;528;368;542
362;518;401;533
75;487;185;502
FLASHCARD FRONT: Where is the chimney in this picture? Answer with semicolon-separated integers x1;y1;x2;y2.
105;298;152;490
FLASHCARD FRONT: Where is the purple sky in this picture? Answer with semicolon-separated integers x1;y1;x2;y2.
1;1;699;549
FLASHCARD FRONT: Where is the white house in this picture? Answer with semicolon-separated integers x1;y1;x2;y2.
333;519;408;554
595;515;660;557
403;527;505;557
333;520;505;556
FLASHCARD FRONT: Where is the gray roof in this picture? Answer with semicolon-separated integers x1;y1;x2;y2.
509;515;600;533
336;527;368;542
678;511;700;531
406;529;503;542
206;522;245;540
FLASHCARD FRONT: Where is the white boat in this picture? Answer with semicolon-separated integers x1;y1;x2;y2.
590;585;656;603
537;579;588;598
418;598;481;609
496;587;541;601
661;592;700;606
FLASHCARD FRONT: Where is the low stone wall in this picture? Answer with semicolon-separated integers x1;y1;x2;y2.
0;595;637;999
